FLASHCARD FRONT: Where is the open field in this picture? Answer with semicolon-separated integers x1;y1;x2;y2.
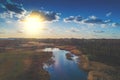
0;39;52;80
40;39;120;80
0;38;120;80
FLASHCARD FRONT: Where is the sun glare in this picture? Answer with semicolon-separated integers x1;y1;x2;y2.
23;15;45;36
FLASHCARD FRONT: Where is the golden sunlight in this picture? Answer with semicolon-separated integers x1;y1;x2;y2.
23;14;45;36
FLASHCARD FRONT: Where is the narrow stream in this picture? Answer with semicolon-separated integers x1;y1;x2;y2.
43;48;87;80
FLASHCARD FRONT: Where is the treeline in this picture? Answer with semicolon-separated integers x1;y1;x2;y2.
0;38;120;66
39;39;120;66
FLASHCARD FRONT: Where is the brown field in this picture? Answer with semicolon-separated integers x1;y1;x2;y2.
0;38;120;80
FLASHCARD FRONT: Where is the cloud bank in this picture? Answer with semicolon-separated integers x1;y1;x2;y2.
28;10;60;22
0;0;60;23
64;15;120;27
64;16;83;22
93;30;105;33
0;0;25;14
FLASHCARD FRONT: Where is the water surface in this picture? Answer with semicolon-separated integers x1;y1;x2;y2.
43;48;87;80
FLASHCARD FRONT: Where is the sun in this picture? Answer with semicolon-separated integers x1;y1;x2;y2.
23;14;45;36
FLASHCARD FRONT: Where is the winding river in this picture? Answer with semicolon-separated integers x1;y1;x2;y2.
43;48;87;80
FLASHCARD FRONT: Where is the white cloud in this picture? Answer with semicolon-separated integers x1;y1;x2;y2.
111;23;120;27
66;27;80;33
0;11;26;19
0;11;12;19
101;24;107;28
89;15;97;19
25;10;61;23
63;15;120;28
64;16;83;23
106;12;112;17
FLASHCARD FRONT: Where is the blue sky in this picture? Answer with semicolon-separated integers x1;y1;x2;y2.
0;0;120;38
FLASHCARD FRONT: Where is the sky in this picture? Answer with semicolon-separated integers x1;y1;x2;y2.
0;0;120;39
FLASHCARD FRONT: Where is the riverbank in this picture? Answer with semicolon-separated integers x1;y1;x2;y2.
43;47;87;80
0;39;119;80
56;45;82;56
55;45;119;80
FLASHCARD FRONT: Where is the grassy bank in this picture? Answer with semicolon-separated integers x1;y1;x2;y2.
56;45;120;80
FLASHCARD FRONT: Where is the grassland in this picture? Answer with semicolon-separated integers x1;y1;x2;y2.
41;39;120;80
0;40;52;80
0;39;120;80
